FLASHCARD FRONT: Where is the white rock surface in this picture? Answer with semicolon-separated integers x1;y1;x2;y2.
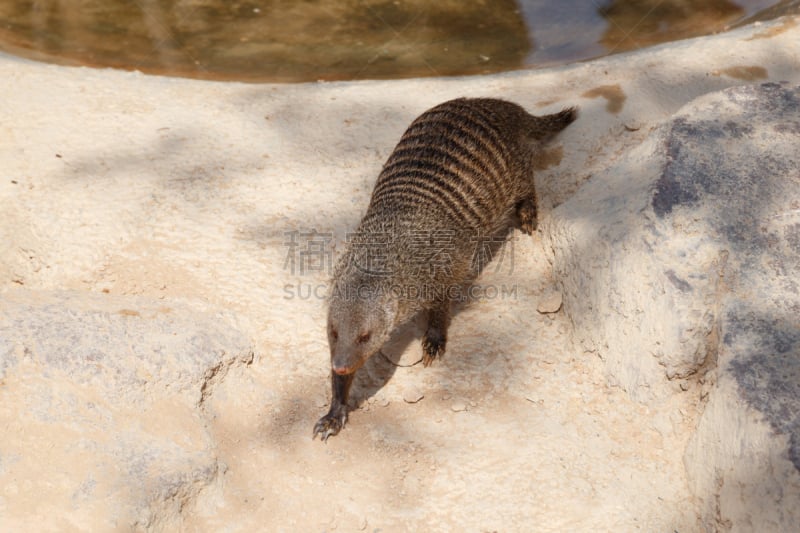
0;289;252;530
546;81;800;531
1;13;799;532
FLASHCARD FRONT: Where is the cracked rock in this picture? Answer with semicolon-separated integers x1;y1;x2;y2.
0;289;253;530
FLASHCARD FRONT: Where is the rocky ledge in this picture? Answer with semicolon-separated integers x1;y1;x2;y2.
546;82;800;530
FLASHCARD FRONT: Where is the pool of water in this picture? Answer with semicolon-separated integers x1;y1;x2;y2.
0;0;797;82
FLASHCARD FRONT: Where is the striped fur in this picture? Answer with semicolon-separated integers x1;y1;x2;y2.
367;98;575;230
344;97;577;306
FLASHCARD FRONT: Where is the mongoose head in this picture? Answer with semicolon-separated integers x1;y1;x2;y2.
327;277;398;376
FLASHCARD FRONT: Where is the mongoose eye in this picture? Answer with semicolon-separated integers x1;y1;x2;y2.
356;332;371;345
330;329;338;341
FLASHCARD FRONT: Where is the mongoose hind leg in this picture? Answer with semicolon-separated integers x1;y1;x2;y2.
516;197;538;235
422;301;450;367
313;372;354;441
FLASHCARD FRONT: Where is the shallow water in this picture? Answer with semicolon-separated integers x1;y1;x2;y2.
0;0;796;82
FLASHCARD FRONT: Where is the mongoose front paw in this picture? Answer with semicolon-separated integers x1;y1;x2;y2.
520;218;537;235
421;332;446;367
313;409;347;441
517;198;538;235
518;209;537;235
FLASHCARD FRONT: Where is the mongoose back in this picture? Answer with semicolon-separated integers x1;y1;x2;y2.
314;97;577;440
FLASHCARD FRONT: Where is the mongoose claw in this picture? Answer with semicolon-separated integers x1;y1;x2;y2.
313;410;347;441
519;219;536;235
421;334;446;367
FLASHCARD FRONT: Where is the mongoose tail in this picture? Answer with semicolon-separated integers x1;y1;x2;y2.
525;106;579;141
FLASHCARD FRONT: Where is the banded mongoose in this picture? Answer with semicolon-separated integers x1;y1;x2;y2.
314;97;577;440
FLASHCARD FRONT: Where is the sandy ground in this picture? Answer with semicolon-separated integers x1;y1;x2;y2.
1;15;799;532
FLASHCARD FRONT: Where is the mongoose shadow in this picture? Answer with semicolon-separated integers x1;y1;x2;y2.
346;318;419;407
314;97;577;441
